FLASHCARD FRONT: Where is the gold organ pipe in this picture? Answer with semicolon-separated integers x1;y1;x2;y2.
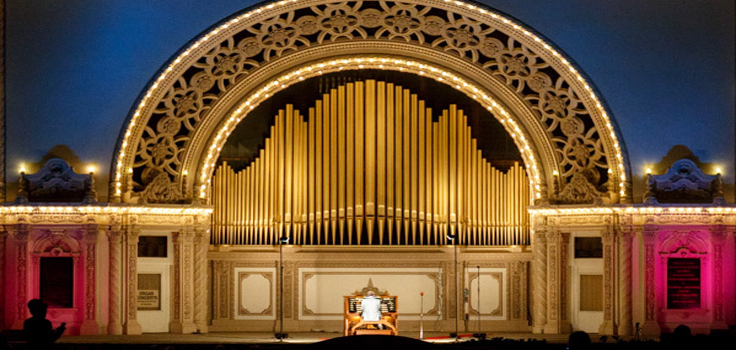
376;81;386;245
394;85;403;243
402;89;411;243
354;81;365;244
365;80;376;245
211;80;531;246
321;96;330;243
346;83;355;245
417;101;426;245
337;86;347;244
386;83;395;245
410;94;419;243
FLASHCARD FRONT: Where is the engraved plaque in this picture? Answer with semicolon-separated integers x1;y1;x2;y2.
667;258;700;309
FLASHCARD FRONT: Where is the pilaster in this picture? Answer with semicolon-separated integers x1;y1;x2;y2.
531;216;547;333
122;224;141;335
599;227;616;335
107;223;123;335
10;224;29;329
617;228;634;335
79;224;100;334
170;227;197;334
193;224;209;333
641;225;660;336
710;225;728;330
544;229;571;334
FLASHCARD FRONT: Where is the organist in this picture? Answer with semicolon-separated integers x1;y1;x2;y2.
361;291;382;322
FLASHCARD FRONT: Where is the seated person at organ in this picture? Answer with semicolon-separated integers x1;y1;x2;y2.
344;287;398;336
361;291;382;322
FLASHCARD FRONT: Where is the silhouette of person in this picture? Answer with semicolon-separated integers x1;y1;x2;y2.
23;299;65;350
568;331;591;350
360;291;382;322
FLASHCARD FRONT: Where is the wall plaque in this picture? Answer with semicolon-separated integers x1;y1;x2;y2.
138;274;162;310
667;258;700;309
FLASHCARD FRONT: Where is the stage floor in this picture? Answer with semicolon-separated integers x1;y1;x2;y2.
56;331;573;345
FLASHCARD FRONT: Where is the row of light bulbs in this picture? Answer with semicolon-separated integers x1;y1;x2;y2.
1;206;212;215
113;0;628;201
529;206;736;216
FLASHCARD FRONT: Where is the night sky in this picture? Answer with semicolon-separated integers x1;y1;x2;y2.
4;0;734;200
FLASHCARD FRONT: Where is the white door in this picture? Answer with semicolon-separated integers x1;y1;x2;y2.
137;265;171;333
571;236;604;333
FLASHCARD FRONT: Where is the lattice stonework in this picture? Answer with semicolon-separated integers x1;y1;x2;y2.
113;0;630;206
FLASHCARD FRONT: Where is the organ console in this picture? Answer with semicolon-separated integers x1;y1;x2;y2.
344;291;399;336
211;79;530;246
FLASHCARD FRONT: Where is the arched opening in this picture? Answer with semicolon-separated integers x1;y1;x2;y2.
211;70;530;246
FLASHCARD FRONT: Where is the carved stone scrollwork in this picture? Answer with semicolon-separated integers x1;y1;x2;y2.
555;172;605;204
711;228;726;324
138;172;183;204
600;228;615;334
80;226;100;334
643;159;723;204
19;158;91;203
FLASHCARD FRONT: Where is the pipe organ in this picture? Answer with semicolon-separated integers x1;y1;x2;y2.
212;79;530;246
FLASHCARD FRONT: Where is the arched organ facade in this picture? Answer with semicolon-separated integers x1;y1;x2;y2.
1;0;735;337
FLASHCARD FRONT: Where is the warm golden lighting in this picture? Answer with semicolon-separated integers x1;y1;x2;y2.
195;56;543;202
212;79;530;246
646;168;652;175
87;165;96;174
716;167;722;174
0;206;213;215
19;165;26;174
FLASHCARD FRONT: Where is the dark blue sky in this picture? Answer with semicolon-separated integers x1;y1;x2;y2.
5;0;734;198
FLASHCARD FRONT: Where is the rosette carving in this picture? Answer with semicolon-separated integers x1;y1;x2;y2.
121;0;622;204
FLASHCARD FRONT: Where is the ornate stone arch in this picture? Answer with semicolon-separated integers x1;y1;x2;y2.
110;0;631;206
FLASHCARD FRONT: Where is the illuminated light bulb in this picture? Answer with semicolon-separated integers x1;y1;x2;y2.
552;170;559;176
716;167;722;174
19;166;26;173
87;165;96;174
646;168;652;175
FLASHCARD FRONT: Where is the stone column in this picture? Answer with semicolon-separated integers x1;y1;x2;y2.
599;227;616;335
531;217;548;333
193;225;209;333
641;225;660;336
170;227;196;333
10;224;30;329
79;224;100;334
559;232;570;333
107;224;123;335
617;229;634;335
711;226;728;329
544;228;570;334
123;225;141;335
